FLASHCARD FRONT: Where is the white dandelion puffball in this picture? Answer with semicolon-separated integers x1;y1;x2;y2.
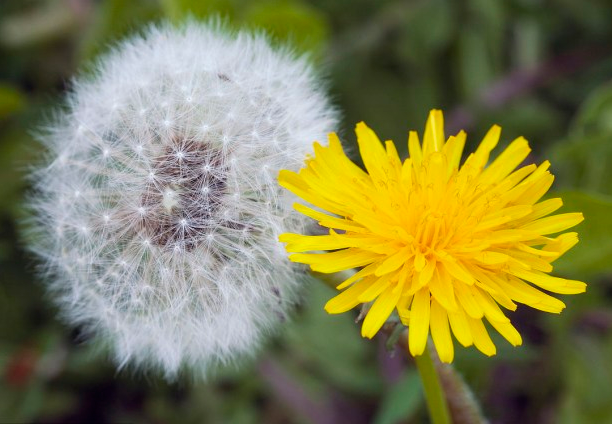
28;21;336;379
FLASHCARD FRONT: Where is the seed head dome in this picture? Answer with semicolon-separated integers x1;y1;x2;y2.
27;21;337;379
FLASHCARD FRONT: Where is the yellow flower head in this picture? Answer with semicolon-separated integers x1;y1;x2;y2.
278;110;585;363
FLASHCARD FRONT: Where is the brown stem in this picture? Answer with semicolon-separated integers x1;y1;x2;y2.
428;344;489;424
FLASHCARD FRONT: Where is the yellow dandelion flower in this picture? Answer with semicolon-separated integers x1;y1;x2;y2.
278;109;586;363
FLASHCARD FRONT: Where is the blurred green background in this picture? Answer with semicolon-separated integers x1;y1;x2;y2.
2;0;612;423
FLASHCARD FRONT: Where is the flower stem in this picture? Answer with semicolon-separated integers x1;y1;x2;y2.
414;343;451;424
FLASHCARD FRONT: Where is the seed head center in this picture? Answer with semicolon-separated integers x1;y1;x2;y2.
135;136;228;250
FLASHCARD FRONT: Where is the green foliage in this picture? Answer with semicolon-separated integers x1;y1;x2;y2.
2;0;612;423
546;83;612;278
107;0;331;58
373;370;422;424
159;0;237;22
0;84;25;118
551;82;612;194
78;0;163;62
394;0;455;64
551;191;612;278
242;1;328;56
559;334;612;424
283;282;384;395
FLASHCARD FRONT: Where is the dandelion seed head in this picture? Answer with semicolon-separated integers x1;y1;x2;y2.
27;20;336;379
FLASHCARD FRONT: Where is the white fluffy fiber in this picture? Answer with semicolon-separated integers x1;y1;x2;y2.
27;21;336;379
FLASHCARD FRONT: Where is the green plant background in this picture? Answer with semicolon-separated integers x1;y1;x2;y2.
1;0;612;423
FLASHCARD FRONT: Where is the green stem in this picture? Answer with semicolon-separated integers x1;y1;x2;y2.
414;343;451;424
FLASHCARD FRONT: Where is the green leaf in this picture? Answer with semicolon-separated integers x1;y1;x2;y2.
468;0;505;46
0;84;25;119
242;0;329;55
513;17;543;69
559;334;612;424
159;0;236;22
373;370;422;424
395;0;455;66
552;132;612;194
570;81;612;136
78;0;163;63
283;282;383;395
0;123;38;217
457;29;495;100
477;98;563;149
550;82;612;195
551;190;612;278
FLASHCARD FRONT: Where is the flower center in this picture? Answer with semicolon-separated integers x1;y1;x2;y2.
137;137;228;251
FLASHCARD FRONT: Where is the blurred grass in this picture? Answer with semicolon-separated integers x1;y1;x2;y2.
2;0;612;423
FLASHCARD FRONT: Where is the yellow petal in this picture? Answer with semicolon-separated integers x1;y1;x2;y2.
375;246;412;276
508;252;553;273
325;134;372;183
292;203;366;233
418;257;437;286
429;266;458;311
279;170;346;216
401;157;414;189
474;205;533;232
488;318;522;347
448;308;473;347
408;287;431;357
466;265;517;311
358;272;394;303
495;274;566;313
472;288;510;323
290;249;379;273
361;285;403;338
408;131;422;167
519;198;563;222
515;243;559;258
414;251;427;272
440;257;475;285
471;124;501;170
423;109;445;156
487;229;539;245
519;213;584;235
427;152;450;190
454;283;484;319
473;251;510;266
280;233;368;253
513;172;554;205
442;130;466;174
467;317;496;356
543;232;579;262
355;122;390;189
397;292;413;326
353;210;404;240
492;164;538;200
336;262;379;290
430;300;454;363
480;137;531;184
508;266;587;295
385;140;403;177
325;276;376;314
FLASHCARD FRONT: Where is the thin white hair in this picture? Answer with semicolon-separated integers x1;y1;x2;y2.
26;20;337;380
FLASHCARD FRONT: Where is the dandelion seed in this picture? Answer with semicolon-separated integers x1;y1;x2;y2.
27;21;336;379
279;109;585;363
